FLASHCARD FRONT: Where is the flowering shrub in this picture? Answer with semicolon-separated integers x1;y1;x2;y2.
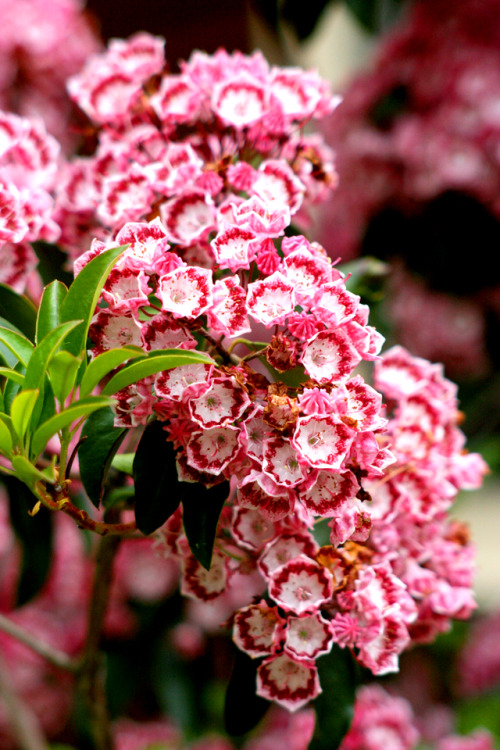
0;30;488;750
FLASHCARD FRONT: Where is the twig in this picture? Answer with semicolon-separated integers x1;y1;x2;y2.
0;652;49;750
34;481;139;537
78;533;120;750
0;613;78;672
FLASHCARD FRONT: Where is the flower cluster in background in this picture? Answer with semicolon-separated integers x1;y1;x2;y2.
317;0;500;384
0;0;101;149
0;111;61;291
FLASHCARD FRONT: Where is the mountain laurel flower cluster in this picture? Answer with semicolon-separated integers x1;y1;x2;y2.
0;111;61;290
37;34;487;714
0;33;488;738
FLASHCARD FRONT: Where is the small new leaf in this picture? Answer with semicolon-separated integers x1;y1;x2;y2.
10;389;39;448
48;351;83;405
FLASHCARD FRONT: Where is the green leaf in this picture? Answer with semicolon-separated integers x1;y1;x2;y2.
79;346;144;398
0;416;13;456
182;478;229;569
224;649;269;736
309;647;358;750
30;396;115;459
36;280;68;344
2;362;25;413
0;284;37;341
78;406;127;508
340;256;389;301
102;349;212;396
133;420;183;535
37;377;57;428
110;453;134;475
10;389;39;446
24;320;82;393
4;475;54;605
60;244;128;356
11;454;56;488
0;366;25;386
48;350;83;404
0;326;34;367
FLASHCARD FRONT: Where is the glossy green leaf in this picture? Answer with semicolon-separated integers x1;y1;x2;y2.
0;326;34;367
0;366;25;386
60;244;128;356
0;416;13;455
30;396;115;459
110;453;134;475
309;646;358;750
182;478;229;569
36;377;56;429
224;649;269;736
48;350;82;404
24;320;82;393
36;280;68;344
0;284;37;341
10;389;39;446
4;475;53;605
78;406;127;508
102;349;212;396
11;454;57;487
79;346;144;398
133;420;183;535
2;362;25;413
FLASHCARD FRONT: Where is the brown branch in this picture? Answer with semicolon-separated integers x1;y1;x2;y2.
0;613;78;672
34;481;139;537
78;532;121;750
0;652;49;750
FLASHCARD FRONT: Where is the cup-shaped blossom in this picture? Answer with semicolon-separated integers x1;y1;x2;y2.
211;225;255;271
158;266;213;319
300;469;359;517
212;76;270;129
247;271;295;327
188;376;251;429
231;508;277;551
284;613;335;662
186;425;240;475
160;189;216;245
268;554;334;616
292;414;355;471
300;329;363;384
233;601;284;658
257;653;321;711
258;533;318;578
